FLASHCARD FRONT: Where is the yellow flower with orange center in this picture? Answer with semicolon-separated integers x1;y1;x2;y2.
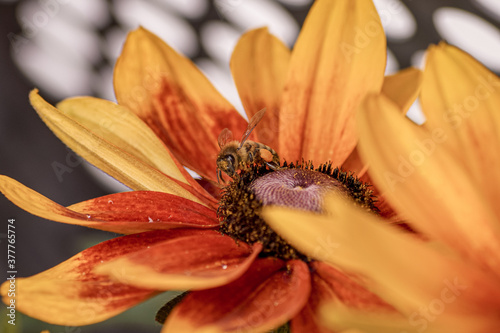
0;0;428;332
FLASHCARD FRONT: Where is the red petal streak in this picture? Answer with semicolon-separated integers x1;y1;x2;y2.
0;176;218;234
115;28;247;183
150;79;246;181
164;259;311;333
95;233;262;290
0;230;190;326
69;191;219;234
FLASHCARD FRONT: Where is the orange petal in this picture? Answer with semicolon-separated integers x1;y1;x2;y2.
357;93;500;277
262;195;500;317
291;261;393;333
29;90;205;204
0;230;181;325
280;0;386;164
163;259;310;333
0;176;216;234
421;43;500;221
114;27;247;181
341;146;368;178
95;232;261;290
230;27;290;149
381;67;422;113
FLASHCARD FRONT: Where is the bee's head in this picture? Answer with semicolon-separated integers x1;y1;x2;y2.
216;153;236;175
216;150;238;184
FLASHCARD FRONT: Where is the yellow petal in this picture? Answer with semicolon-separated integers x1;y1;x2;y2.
114;27;247;180
357;93;500;277
280;0;386;164
320;304;495;333
29;90;203;204
321;305;416;333
262;195;500;317
381;67;422;113
230;27;290;149
57;96;188;184
421;43;500;221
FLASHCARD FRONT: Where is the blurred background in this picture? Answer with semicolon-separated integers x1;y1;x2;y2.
0;0;499;332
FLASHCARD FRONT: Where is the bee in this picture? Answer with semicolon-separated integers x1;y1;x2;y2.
216;108;280;183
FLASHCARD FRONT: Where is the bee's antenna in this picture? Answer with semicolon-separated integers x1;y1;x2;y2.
217;169;226;184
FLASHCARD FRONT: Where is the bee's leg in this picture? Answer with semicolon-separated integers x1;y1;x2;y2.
248;151;254;163
228;163;235;178
266;162;280;170
217;169;226;184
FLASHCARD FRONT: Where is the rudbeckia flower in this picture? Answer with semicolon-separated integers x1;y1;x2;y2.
263;43;500;332
0;0;420;331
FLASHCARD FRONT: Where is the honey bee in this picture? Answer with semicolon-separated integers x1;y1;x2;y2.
216;108;280;183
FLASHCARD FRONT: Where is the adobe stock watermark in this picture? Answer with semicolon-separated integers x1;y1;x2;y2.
113;65;169;123
310;234;341;261
384;72;500;192
52;148;84;182
8;0;71;54
407;276;467;333
341;0;404;63
442;73;500;129
51;65;170;184
384;127;447;192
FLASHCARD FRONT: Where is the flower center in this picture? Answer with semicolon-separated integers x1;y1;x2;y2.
249;168;347;213
217;162;377;260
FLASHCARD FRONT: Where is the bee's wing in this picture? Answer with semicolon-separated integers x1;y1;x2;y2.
218;128;233;148
239;108;266;147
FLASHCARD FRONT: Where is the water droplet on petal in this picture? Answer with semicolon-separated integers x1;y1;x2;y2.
221;264;228;270
148;217;154;223
86;214;91;219
108;200;113;204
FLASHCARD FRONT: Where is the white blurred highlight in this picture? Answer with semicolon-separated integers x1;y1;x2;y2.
434;7;500;72
474;0;500;21
112;0;198;57
406;98;426;125
373;0;416;41
215;0;299;46
385;48;400;75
